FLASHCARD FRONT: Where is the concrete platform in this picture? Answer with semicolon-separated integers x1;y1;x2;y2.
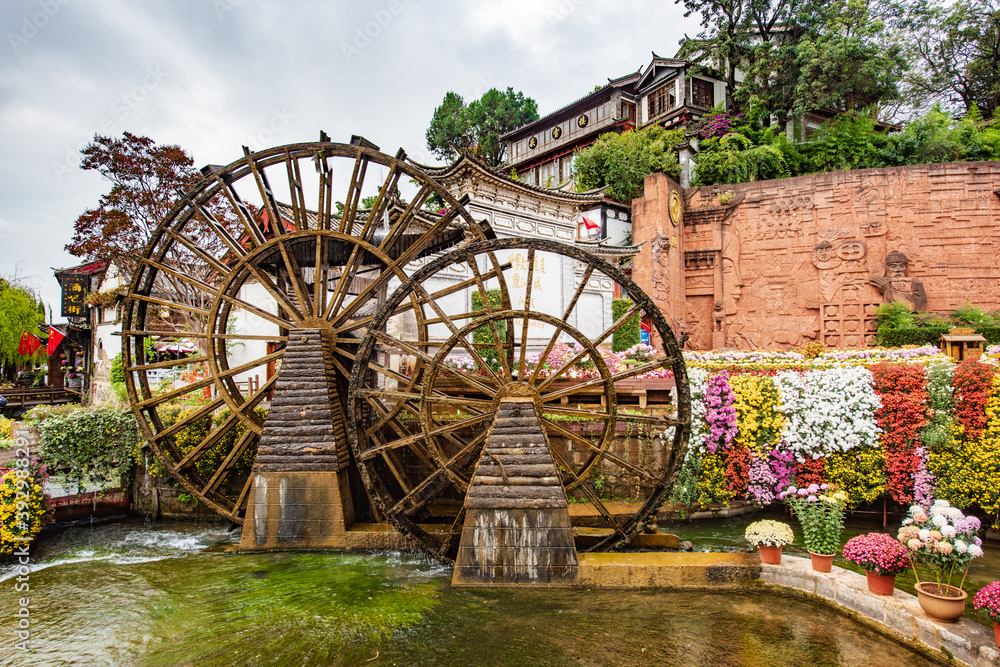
577;551;759;589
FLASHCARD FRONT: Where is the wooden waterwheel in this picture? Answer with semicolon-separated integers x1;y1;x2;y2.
347;238;691;563
122;137;493;523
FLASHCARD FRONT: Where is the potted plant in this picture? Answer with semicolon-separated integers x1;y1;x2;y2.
779;483;847;572
744;519;794;564
842;532;910;595
897;499;985;622
973;581;1000;648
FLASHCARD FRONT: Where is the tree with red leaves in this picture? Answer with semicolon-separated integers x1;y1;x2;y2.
65;132;235;351
66;132;204;271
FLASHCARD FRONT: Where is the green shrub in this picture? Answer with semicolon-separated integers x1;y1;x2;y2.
875;302;917;329
471;289;506;373
876;325;950;347
612;298;640;352
37;405;140;491
950;303;994;328
976;326;1000;345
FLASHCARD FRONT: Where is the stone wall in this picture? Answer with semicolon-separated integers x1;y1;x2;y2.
632;162;1000;349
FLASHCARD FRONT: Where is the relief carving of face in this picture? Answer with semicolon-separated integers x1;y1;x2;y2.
887;260;908;279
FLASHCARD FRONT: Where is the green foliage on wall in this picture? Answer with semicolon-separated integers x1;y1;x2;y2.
611;298;640;352
35;406;141;491
471;289;506;372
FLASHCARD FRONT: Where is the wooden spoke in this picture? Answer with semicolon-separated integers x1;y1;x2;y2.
182;194;247;259
127;293;209;317
370;330;498;396
211;173;264;248
541;416;660;485
358;163;401;240
333;261;511;335
467;255;511;379
136;349;282;409
174;409;240;471
338;151;368;234
409;282;503;387
387;429;488;516
546;444;623;533
377;183;433;252
540;356;674;404
150;397;226;443
217;289;296;331
536;303;644;392
201;427;257;496
127;355;209;373
120;330;288;342
529;265;594;384
160;228;232;277
359;412;492;461
235;474;254;512
518;248;535;377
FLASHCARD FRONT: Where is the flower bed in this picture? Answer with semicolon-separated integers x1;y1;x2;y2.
672;355;1000;529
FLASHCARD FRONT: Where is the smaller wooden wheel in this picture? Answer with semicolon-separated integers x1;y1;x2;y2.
348;238;691;562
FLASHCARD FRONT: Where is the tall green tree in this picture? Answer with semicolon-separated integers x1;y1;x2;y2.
0;277;46;380
425;88;539;168
901;0;1000;119
678;0;906;121
574;126;683;202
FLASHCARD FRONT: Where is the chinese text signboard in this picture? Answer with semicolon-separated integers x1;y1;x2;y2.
61;274;88;318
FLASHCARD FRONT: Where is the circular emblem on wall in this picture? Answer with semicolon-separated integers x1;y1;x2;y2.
552;126;563;139
577;114;589;128
528;136;537;150
668;191;682;226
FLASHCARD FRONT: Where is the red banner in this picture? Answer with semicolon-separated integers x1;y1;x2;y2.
17;331;42;356
46;327;65;356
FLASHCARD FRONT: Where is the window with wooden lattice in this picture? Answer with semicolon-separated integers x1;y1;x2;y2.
646;83;675;120
692;79;715;108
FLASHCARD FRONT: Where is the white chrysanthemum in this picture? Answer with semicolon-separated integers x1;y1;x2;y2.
944;507;963;520
954;539;968;553
909;505;923;514
932;499;951;509
940;525;956;538
968;545;984;558
932;514;948;528
902;518;913;526
918;529;931;541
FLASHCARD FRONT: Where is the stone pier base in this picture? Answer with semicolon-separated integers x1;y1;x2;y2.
239;470;354;550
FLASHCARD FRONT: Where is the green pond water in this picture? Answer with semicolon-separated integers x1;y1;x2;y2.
0;517;990;666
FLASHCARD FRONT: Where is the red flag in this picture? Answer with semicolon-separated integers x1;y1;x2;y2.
581;216;600;231
47;327;65;356
18;331;42;356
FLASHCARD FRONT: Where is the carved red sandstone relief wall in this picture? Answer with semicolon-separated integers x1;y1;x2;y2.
631;162;1000;350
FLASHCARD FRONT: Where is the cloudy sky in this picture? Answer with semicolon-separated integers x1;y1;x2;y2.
0;0;698;313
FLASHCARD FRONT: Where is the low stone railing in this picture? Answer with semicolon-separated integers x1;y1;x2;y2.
761;556;999;667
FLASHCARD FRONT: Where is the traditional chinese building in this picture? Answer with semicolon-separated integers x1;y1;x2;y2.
501;53;729;190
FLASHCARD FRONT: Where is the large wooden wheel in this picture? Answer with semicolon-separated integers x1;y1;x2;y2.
348;238;691;563
123;139;491;523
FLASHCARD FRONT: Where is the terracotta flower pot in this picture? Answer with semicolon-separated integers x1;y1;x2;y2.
865;571;896;596
758;544;782;565
914;582;967;623
993;621;999;649
808;550;835;572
